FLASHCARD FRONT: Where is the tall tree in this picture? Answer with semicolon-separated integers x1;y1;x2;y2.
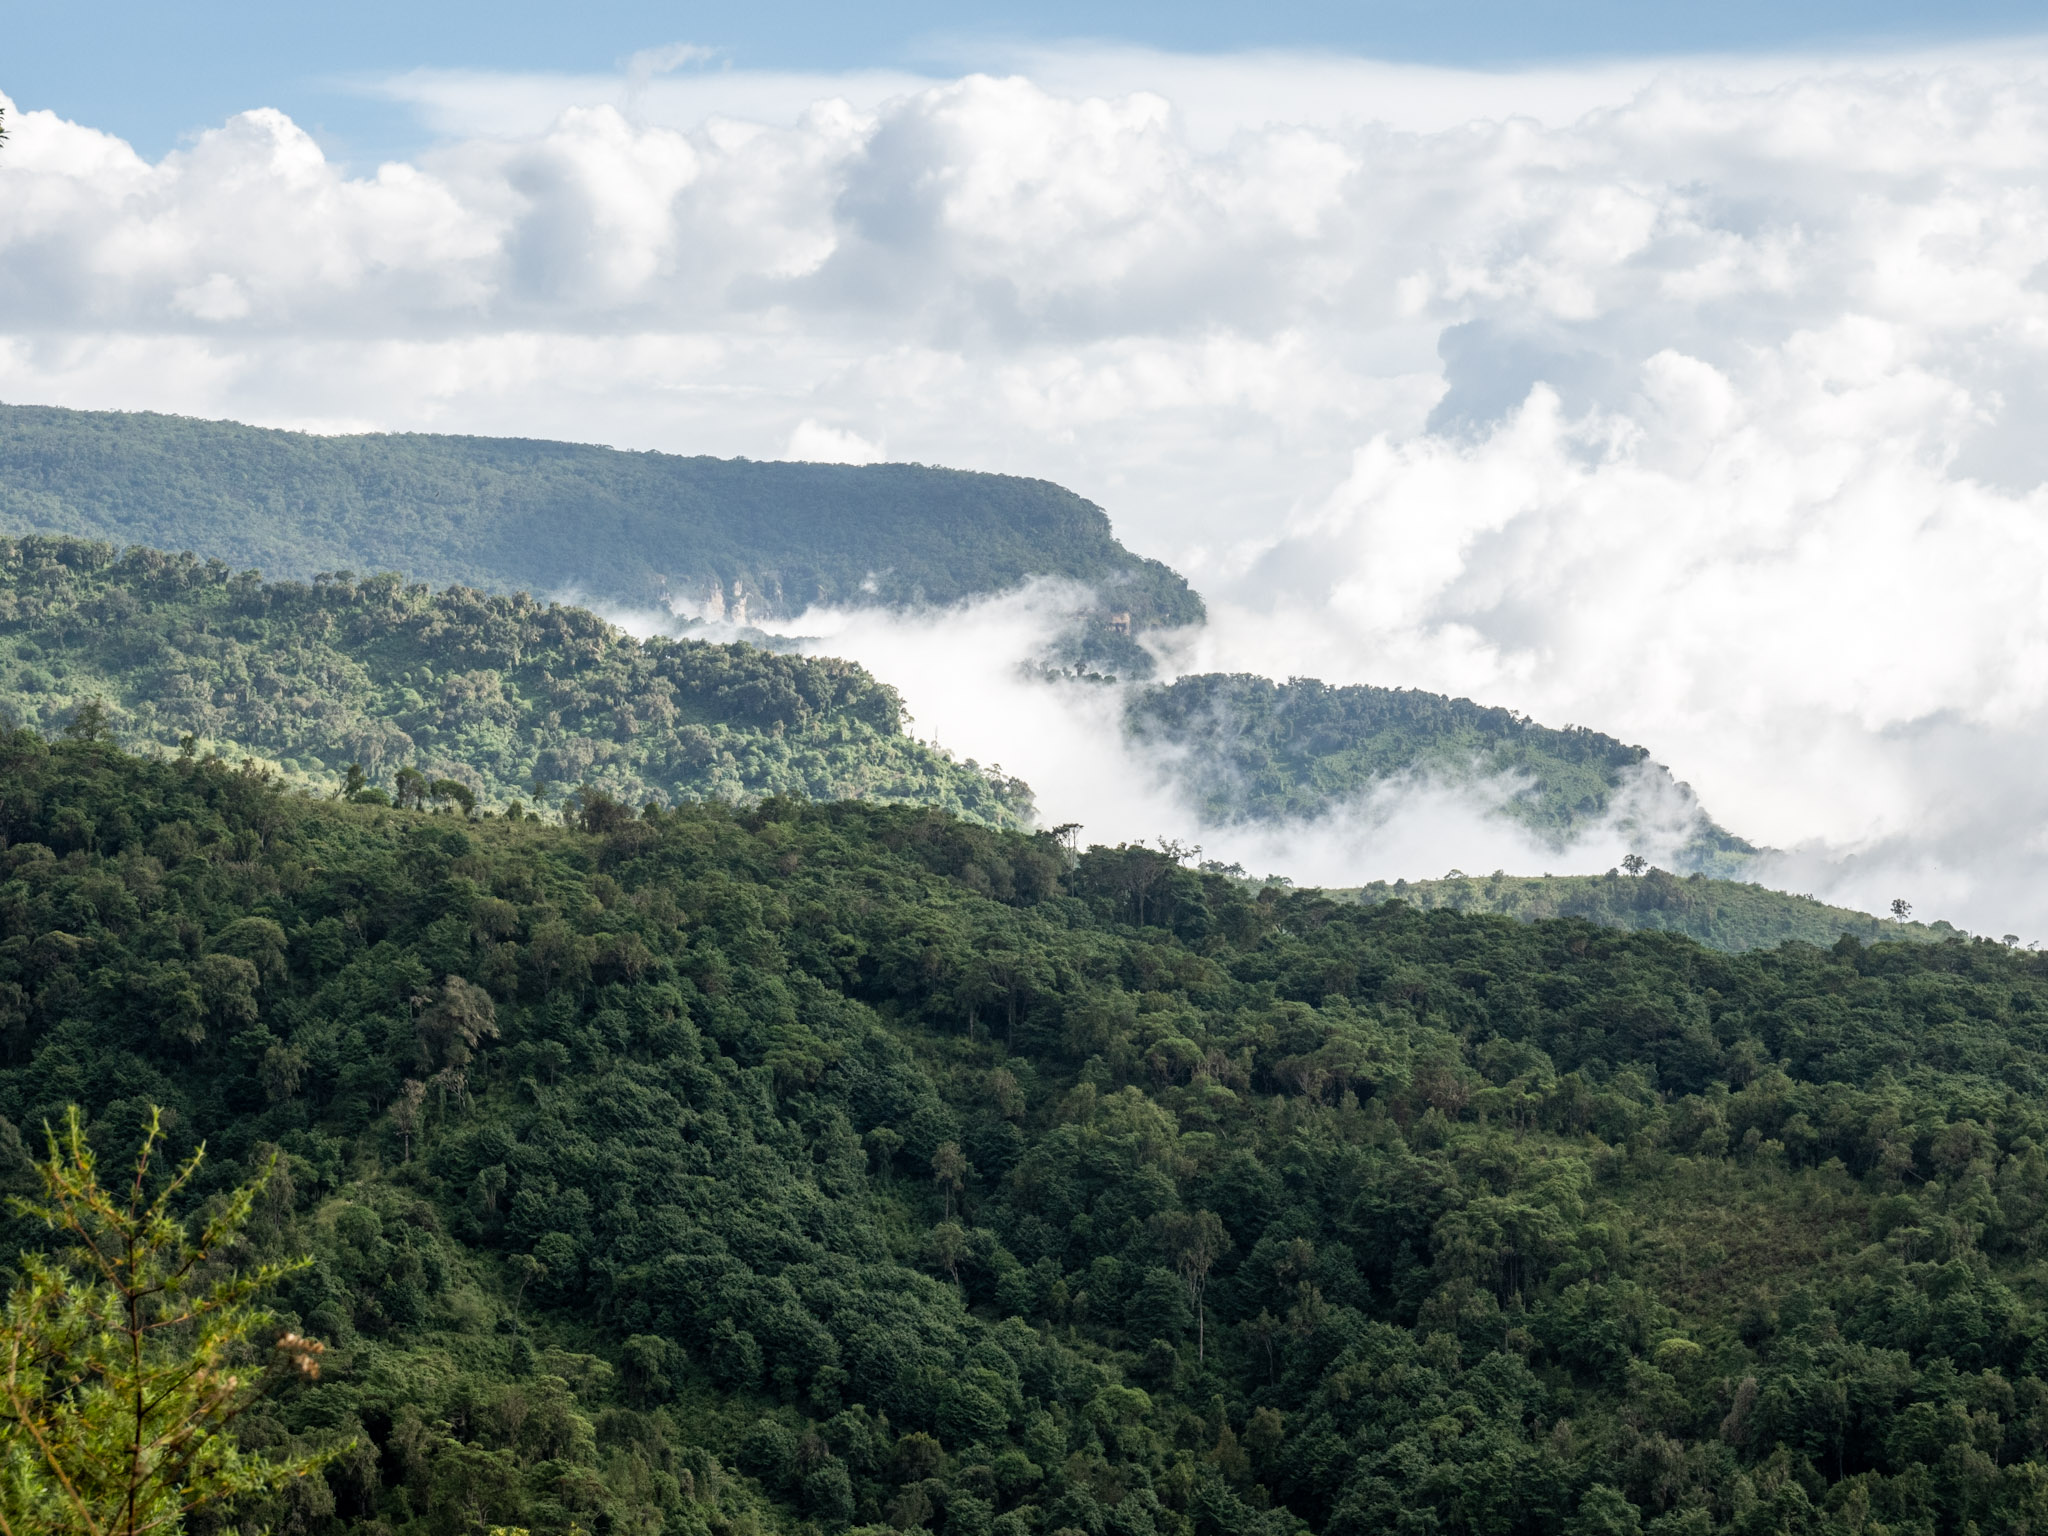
1152;1210;1231;1363
931;1141;969;1222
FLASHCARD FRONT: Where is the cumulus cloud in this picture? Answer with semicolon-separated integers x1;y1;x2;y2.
784;419;884;463
9;47;2048;928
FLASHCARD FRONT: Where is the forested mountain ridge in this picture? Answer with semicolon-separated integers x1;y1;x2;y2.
0;404;1781;840
0;535;1032;826
1347;868;1961;952
0;403;1204;628
1127;672;1757;867
3;734;2047;1536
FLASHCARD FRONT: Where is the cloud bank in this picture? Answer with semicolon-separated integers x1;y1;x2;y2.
627;582;1697;893
8;47;2048;928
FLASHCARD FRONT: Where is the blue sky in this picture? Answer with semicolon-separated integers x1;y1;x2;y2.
6;0;2048;159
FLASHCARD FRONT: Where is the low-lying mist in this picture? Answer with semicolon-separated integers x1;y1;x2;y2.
605;580;2048;940
604;581;1750;895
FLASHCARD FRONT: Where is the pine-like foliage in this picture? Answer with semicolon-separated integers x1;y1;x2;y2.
0;1107;331;1534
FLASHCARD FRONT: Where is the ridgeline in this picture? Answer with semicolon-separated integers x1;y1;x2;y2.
0;403;1203;628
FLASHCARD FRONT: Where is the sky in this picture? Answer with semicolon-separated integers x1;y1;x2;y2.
9;4;2048;931
9;1;2048;161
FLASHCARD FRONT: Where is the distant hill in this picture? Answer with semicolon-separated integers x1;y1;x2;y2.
0;535;1033;825
1342;866;1959;951
1127;672;1754;867
0;404;1203;631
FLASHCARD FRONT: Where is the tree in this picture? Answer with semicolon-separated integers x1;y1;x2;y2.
567;786;633;835
931;1141;970;1222
428;778;476;817
1891;898;1912;922
389;1079;427;1161
0;1105;334;1536
865;1127;904;1180
1152;1209;1231;1362
1621;854;1647;876
392;766;428;811
927;1221;968;1285
341;762;368;800
61;700;112;744
416;976;499;1072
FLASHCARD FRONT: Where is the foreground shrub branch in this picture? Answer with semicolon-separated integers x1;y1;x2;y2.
0;1105;334;1536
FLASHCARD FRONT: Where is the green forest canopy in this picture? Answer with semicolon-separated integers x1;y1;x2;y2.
0;535;1031;827
0;404;1204;628
1126;672;1757;867
1346;868;1962;953
1;732;2045;1536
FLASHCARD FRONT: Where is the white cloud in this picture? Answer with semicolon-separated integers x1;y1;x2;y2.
785;419;883;463
10;47;2048;928
715;583;1731;891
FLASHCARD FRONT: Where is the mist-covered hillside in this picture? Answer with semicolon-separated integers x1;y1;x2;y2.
0;405;1784;862
5;733;2048;1536
1127;673;1755;868
0;535;1032;825
0;404;1202;629
1346;868;1960;952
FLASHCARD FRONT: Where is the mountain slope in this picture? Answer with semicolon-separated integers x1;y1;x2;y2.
0;535;1031;825
1;737;2044;1536
0;404;1774;853
0;403;1203;627
1345;868;1960;951
1127;672;1755;866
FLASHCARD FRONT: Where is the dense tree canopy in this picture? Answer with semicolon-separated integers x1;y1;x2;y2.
0;732;2041;1535
0;535;1032;826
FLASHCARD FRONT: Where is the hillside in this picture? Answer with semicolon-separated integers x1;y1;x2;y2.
1346;867;1962;951
0;406;1783;828
0;734;2044;1536
1127;672;1756;866
0;535;1031;826
0;403;1204;629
